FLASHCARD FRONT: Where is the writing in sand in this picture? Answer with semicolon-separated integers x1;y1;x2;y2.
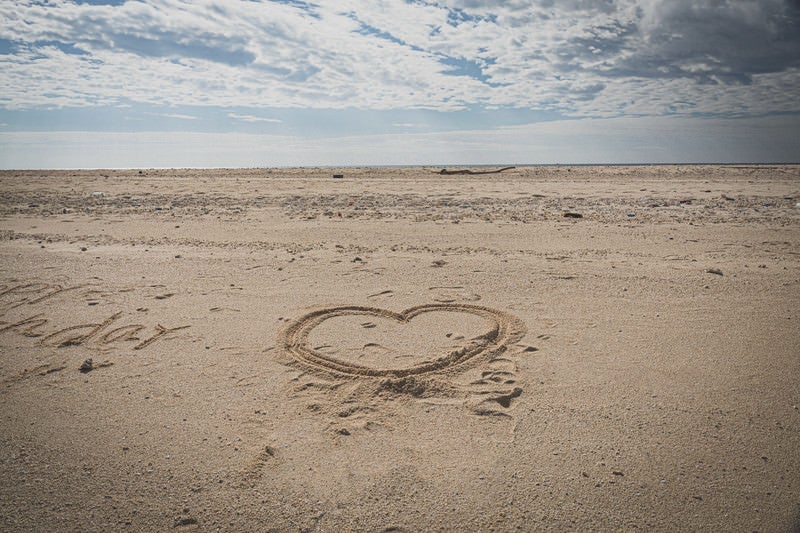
0;281;189;351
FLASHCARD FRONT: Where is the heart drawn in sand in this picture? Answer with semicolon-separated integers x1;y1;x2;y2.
279;304;526;378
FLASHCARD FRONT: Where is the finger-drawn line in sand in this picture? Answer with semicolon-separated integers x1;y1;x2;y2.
279;304;526;378
0;278;191;353
0;282;90;313
366;290;394;300
1;312;190;351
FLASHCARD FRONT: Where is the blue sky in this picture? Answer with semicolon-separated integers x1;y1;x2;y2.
1;0;799;167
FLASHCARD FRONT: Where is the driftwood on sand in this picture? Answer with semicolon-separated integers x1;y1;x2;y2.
437;166;516;175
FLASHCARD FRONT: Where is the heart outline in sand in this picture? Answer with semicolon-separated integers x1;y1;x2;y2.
279;304;526;378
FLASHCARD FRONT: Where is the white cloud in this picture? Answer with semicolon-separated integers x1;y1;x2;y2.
0;0;798;118
158;113;199;120
227;113;283;123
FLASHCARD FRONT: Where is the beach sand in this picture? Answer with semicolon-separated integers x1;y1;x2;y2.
1;165;798;531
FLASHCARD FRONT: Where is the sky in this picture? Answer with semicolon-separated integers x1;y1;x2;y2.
0;0;799;168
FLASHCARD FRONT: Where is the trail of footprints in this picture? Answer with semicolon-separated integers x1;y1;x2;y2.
463;346;533;417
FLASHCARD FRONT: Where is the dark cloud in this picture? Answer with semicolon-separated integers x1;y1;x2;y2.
557;20;639;70
617;1;800;83
518;0;800;92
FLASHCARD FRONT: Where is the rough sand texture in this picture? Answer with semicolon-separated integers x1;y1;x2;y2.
1;165;799;531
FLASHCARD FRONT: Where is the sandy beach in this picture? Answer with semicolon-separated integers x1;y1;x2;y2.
1;165;798;531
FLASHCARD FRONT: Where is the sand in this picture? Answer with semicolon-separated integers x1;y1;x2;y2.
0;165;798;531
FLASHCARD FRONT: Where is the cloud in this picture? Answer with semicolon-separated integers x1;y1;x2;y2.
227;113;283;123
635;1;800;81
157;113;199;120
0;0;798;118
